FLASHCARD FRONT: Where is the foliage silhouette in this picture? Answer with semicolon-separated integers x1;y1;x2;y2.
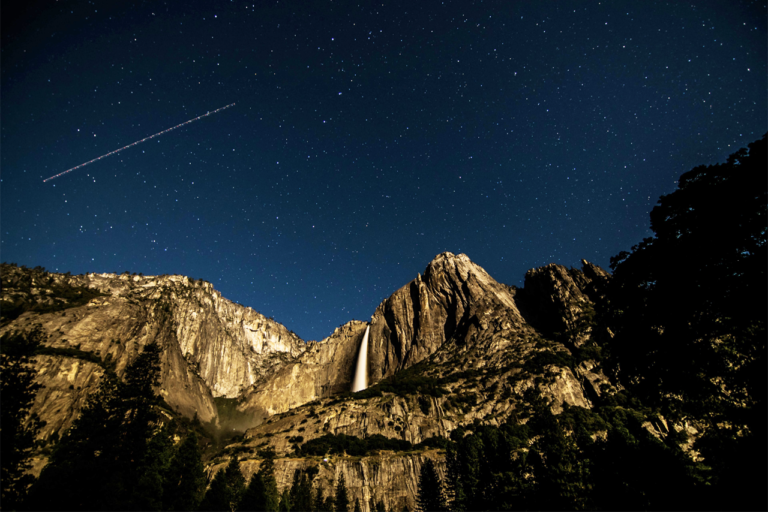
416;459;447;512
604;134;767;510
0;328;44;510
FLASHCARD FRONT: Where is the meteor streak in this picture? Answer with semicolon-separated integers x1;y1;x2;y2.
43;103;236;182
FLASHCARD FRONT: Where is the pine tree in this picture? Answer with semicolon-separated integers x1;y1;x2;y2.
416;459;447;512
334;473;350;512
527;408;590;511
240;469;267;512
0;328;43;510
164;431;206;511
313;487;329;512
262;457;281;512
131;422;176;510
278;488;292;511
240;457;280;512
444;436;481;511
323;494;336;512
225;458;247;510
202;458;245;511
201;468;232;511
353;498;362;512
289;469;313;511
29;342;169;510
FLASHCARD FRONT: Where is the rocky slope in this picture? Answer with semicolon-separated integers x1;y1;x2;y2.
223;255;611;452
2;254;614;510
517;260;611;348
192;254;613;512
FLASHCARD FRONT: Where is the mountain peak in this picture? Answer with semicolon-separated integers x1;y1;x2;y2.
427;251;471;264
424;252;478;280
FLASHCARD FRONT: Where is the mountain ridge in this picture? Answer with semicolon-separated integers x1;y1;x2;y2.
1;253;617;511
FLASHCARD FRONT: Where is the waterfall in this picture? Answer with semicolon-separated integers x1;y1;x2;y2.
351;324;370;392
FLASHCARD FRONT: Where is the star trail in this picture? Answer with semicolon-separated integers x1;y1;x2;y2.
43;103;235;182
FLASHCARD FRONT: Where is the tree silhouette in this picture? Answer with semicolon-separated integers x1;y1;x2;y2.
29;342;170;510
334;473;350;512
416;459;447;512
163;431;206;511
0;328;43;510
289;468;314;512
240;456;280;512
201;458;246;511
605;134;767;510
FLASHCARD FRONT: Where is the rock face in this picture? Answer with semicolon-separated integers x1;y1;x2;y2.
517;260;610;347
235;256;609;454
237;321;368;419
203;254;614;509
29;355;105;441
2;254;615;508
1;265;304;434
209;451;445;512
234;253;608;424
367;253;525;383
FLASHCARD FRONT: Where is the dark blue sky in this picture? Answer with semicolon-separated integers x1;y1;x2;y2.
2;0;765;340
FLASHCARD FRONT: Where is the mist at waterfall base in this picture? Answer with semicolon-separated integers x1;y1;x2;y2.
351;325;371;392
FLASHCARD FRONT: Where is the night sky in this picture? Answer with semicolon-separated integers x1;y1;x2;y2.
2;1;766;341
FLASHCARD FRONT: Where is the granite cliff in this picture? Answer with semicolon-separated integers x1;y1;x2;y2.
1;253;615;511
1;265;304;437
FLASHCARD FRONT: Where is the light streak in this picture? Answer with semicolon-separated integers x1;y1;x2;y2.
43;103;235;182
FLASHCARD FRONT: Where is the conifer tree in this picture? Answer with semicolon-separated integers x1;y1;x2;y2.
202;458;246;511
314;487;330;512
240;468;267;512
353;498;362;512
289;469;314;511
262;457;281;512
278;488;292;511
605;134;767;509
240;457;280;512
29;342;168;510
416;459;447;512
200;468;232;511
444;435;481;511
0;328;43;510
164;431;206;511
131;422;176;510
225;457;247;509
334;473;350;512
323;494;336;512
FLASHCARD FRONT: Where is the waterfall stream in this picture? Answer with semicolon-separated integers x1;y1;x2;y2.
351;324;370;392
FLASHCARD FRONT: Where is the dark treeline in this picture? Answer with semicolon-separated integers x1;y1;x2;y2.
417;392;702;511
415;135;767;511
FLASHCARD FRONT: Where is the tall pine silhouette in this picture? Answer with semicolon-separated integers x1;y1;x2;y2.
0;328;43;510
29;342;170;510
416;459;446;512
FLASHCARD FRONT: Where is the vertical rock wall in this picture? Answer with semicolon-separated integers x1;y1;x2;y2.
367;252;524;383
210;451;446;512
